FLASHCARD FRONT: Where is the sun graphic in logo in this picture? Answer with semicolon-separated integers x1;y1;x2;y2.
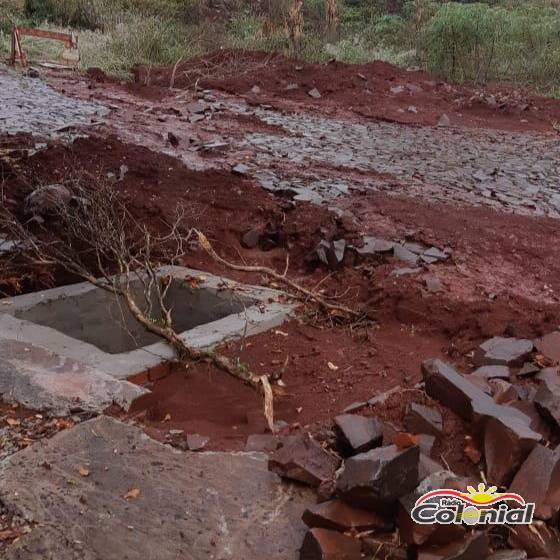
461;483;500;505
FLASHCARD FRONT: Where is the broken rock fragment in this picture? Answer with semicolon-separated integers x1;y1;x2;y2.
417;531;488;560
535;331;560;364
472;365;511;380
488;379;518;405
302;499;391;532
508;521;560;558
241;227;261;249
232;163;250;176
355;236;394;256
398;471;466;547
484;415;541;487
361;533;407;559
334;414;383;455
24;184;71;216
534;368;560;429
185;100;207;114
336;445;419;511
316;240;346;270
487;551;527;560
393;244;419;266
404;403;443;436
269;434;341;488
509;444;560;520
308;88;322;99
473;337;533;367
300;528;361;560
510;400;551;441
421;359;529;425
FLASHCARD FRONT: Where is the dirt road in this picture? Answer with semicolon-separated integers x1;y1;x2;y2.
2;55;560;446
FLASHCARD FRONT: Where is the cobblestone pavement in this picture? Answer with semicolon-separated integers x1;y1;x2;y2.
3;66;559;218
0;68;105;137
243;108;560;217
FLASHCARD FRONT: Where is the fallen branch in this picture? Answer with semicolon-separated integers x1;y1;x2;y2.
0;178;275;430
195;230;363;320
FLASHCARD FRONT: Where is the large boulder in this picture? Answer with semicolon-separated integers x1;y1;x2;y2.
0;416;313;560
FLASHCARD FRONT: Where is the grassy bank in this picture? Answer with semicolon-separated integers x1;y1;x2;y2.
2;0;560;91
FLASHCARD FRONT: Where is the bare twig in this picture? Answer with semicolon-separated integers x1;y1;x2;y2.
195;229;363;320
0;178;275;430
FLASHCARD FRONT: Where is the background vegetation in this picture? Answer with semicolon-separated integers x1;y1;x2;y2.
1;0;560;91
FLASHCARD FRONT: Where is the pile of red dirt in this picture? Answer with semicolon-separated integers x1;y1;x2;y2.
0;134;347;295
131;49;560;133
122;318;451;451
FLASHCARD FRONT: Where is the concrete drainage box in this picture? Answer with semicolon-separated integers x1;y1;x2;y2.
0;266;293;380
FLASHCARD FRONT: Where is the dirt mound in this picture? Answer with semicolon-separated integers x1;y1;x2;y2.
132;49;560;133
0;134;345;295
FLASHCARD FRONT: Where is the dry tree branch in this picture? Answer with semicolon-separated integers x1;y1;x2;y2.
0;179;275;430
195;229;363;320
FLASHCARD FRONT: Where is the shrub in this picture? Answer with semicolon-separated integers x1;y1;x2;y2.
422;2;560;86
372;13;408;48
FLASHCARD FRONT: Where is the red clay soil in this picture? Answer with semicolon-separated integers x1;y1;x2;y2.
123;318;477;478
4;126;560;474
132;49;560;133
124;318;447;448
0;134;345;293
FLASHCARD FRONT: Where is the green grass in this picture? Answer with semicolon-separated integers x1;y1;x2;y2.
3;0;560;93
422;2;560;87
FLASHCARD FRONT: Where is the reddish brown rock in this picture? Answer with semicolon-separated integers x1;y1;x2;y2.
334;414;383;455
302;499;391;533
300;528;361;560
508;522;560;558
534;368;560;430
417;531;489;560
509;444;560;520
463;436;482;464
404;403;443;436
393;432;436;456
269;434;341;488
488;379;519;405
484;416;541;486
336;445;419;511
421;359;529;426
241;227;261;249
361;533;407;559
535;331;560;364
474;337;533;367
398;471;466;546
510;401;552;441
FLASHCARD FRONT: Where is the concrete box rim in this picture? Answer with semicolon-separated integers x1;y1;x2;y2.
0;266;293;379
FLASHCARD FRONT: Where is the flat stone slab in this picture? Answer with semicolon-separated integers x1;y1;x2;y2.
0;416;312;560
0;339;146;415
0;67;105;136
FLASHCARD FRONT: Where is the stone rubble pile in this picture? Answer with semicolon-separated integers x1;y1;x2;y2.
254;332;560;559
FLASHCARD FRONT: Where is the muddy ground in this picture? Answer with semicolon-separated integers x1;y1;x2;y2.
1;52;560;556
